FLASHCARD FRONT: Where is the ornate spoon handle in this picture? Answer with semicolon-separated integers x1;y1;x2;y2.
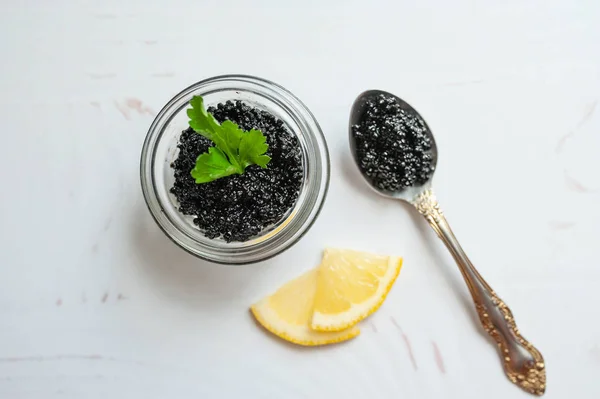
411;189;546;396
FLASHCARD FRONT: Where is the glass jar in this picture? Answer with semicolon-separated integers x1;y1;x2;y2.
140;75;330;265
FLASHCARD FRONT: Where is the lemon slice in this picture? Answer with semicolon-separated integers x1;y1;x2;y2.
251;268;360;346
311;248;403;332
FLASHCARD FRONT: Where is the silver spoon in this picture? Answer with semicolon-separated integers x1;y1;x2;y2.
349;90;546;396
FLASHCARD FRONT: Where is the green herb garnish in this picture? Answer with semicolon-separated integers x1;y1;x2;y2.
187;96;271;183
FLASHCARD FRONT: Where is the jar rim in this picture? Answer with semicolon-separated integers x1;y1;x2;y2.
140;75;330;265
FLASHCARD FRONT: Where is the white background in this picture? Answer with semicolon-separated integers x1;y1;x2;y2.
1;0;599;398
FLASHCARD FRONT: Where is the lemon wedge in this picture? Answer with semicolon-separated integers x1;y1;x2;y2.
311;248;403;332
251;268;360;346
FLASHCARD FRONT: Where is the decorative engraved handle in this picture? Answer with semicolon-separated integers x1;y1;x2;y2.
412;189;546;396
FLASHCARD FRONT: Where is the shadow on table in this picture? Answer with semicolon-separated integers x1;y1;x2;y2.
339;147;483;334
130;202;263;309
405;203;486;334
339;151;374;199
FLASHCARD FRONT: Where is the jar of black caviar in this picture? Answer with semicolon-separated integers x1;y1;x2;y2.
140;75;330;264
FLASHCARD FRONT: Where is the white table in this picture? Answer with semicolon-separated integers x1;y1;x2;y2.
1;1;599;398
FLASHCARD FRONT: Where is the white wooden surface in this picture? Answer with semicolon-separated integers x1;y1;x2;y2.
1;1;599;398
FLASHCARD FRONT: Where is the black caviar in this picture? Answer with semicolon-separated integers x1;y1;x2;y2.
352;94;435;191
170;100;303;242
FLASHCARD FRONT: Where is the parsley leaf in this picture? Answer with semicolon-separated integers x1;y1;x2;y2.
239;129;271;168
191;147;239;183
187;96;271;184
186;96;221;140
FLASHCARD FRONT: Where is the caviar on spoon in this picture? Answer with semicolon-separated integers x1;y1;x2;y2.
349;90;546;396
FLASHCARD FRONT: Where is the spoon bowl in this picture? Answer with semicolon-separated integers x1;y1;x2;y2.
349;89;438;202
348;89;546;396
